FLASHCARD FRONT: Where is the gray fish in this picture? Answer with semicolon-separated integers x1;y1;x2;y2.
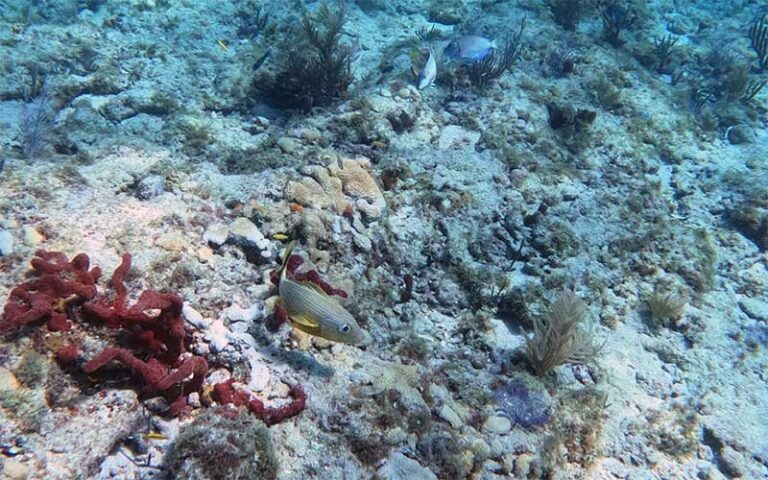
417;47;437;90
443;36;497;63
277;241;368;345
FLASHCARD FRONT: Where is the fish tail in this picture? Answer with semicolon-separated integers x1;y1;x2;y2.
279;240;297;281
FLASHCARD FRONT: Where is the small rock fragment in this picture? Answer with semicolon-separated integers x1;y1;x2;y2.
155;232;187;252
276;136;298;153
136;174;165;200
438;404;462;429
0;367;20;391
0;230;13;256
197;246;214;263
482;415;512;435
376;452;438;480
227;218;272;263
22;225;44;246
203;223;229;246
183;303;210;329
2;458;29;480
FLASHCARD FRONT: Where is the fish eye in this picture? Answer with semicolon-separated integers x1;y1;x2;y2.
449;41;457;48
339;324;351;334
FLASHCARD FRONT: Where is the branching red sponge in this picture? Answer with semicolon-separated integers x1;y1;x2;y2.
1;250;101;334
212;379;307;426
83;254;185;363
0;250;210;417
84;348;208;415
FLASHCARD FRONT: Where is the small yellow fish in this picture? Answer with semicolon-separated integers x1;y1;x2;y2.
217;40;229;52
143;432;167;440
272;233;290;241
277;242;368;345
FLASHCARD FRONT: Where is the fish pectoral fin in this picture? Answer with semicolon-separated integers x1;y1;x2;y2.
290;313;320;328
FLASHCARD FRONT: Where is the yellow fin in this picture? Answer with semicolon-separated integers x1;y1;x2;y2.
278;240;297;281
290;313;320;328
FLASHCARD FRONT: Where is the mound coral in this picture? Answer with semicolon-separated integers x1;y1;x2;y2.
285;155;386;219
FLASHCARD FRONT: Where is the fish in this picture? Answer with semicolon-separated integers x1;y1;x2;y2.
252;48;271;71
277;241;368;345
443;36;497;63
271;233;290;241
417;47;437;89
217;39;229;52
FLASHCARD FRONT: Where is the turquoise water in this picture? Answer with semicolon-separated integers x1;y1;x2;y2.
0;1;767;479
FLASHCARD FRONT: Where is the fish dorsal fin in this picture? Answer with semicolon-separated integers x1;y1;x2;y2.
300;280;331;298
290;313;320;328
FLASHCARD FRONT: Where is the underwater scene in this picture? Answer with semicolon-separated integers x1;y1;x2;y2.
0;0;767;478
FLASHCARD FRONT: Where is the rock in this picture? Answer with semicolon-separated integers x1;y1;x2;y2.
495;374;552;428
738;297;768;322
203;223;229;246
21;225;44;246
513;453;534;477
726;125;756;145
482;415;512;435
187;392;201;408
0;230;13;256
246;358;270;392
227;218;272;263
438;125;481;150
206;320;230;352
0;367;20;391
136;174;165;200
376;452;438;480
438;404;462;429
197;246;214;263
2;458;29;480
276;136;298;154
224;303;264;323
183;303;209;329
154;232;187;252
